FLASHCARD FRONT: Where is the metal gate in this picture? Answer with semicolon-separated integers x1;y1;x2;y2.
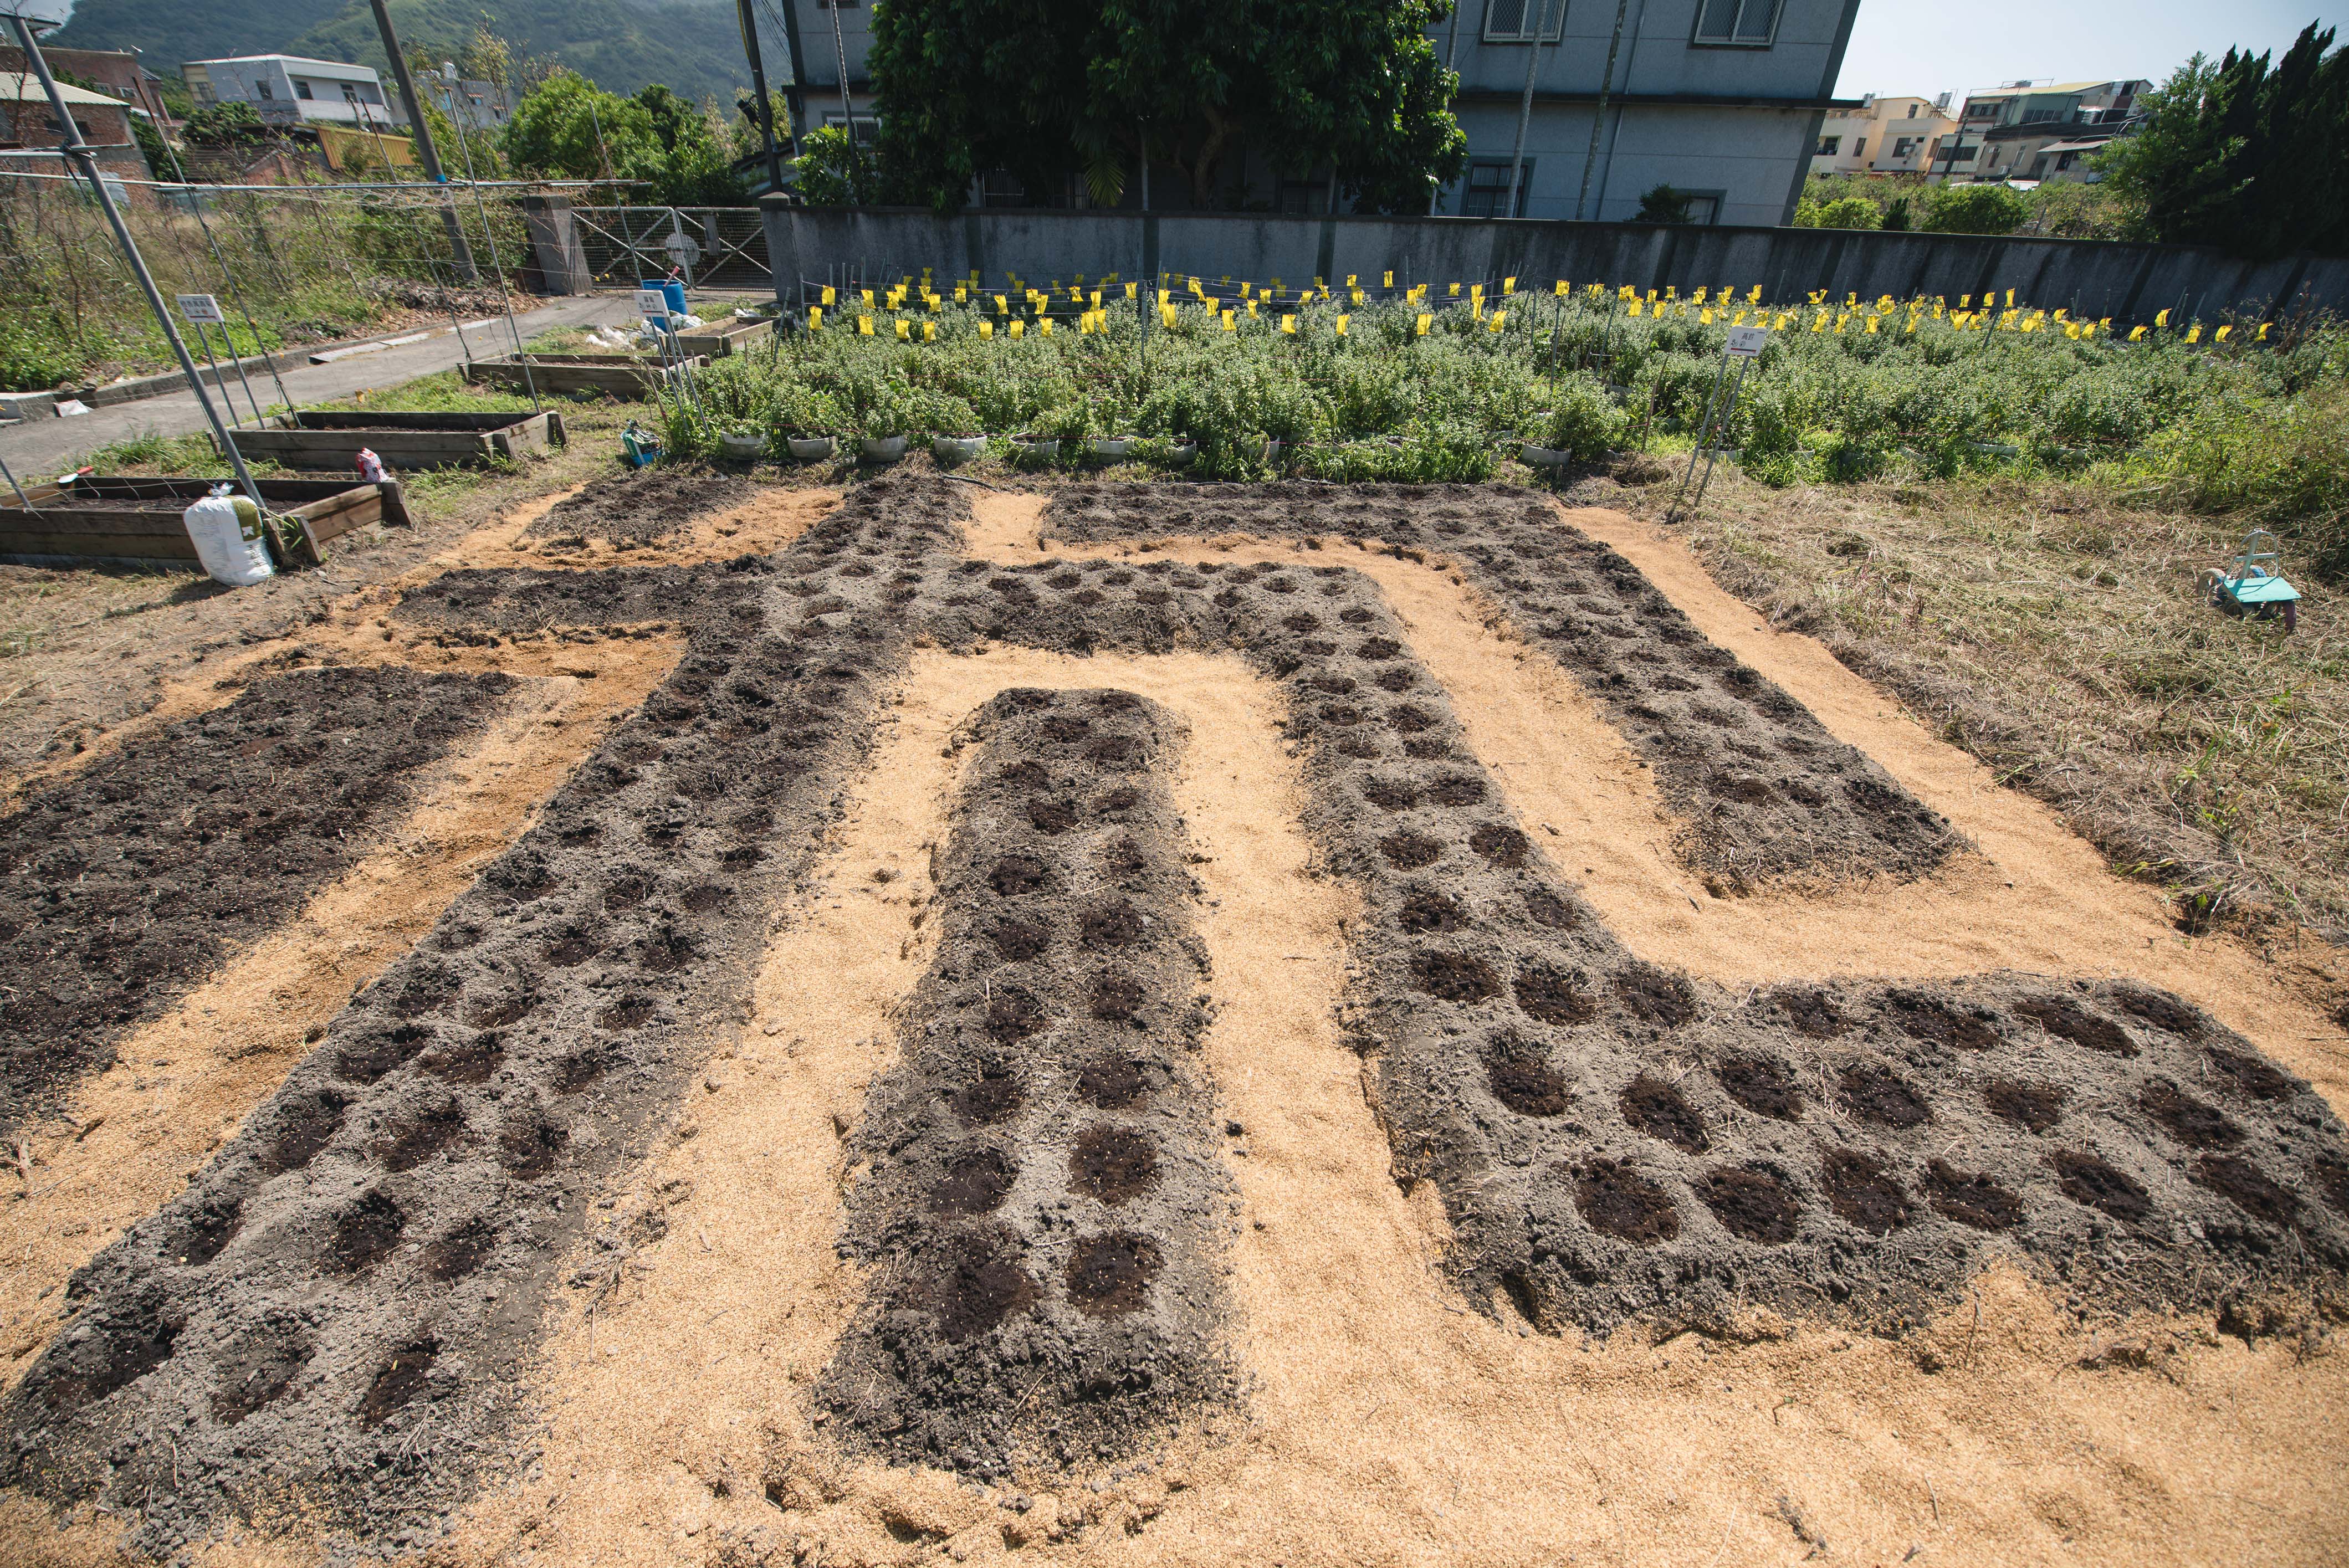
570;207;771;289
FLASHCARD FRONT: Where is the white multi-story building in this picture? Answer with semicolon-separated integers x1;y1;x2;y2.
1808;93;1958;178
1930;79;2149;185
181;55;405;132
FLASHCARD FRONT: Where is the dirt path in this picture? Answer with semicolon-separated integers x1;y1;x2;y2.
429;643;2349;1568
974;493;2346;1105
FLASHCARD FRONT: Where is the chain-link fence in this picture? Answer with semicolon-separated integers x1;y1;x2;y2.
570;207;771;290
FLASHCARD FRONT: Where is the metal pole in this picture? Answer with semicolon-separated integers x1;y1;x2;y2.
192;320;244;426
827;0;857;199
156;130;298;415
369;0;478;281
218;316;270;423
1684;357;1749;517
1503;0;1555;221
1576;0;1631;220
0;452;30;509
8;14;264;508
1669;347;1734;516
432;73;540;411
735;0;787;195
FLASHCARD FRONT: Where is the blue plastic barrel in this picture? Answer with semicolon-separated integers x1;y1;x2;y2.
637;279;688;317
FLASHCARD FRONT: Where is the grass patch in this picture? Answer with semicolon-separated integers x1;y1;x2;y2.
1623;467;2348;942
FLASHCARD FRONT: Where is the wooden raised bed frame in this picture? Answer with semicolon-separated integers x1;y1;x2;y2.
675;316;775;358
0;475;407;570
224;410;566;472
460;353;706;398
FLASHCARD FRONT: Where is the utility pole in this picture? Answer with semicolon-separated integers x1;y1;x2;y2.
735;0;786;192
1503;0;1557;220
369;0;477;280
7;12;265;509
1575;0;1631;219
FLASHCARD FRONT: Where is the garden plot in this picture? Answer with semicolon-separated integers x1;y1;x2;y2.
0;667;514;1136
822;689;1235;1477
3;476;2346;1566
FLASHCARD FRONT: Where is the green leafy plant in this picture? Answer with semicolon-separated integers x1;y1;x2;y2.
1538;376;1628;461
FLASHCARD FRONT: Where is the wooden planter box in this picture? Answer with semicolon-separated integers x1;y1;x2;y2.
224;410;566;472
0;475;407;569
460;353;705;398
675;316;775;358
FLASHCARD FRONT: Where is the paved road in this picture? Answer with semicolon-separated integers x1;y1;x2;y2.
0;294;637;480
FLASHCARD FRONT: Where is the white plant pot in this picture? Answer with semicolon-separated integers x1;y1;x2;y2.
1012;437;1061;460
785;435;835;462
859;435;909;463
1520;443;1575;468
932;434;987;465
1087;435;1135;460
717;432;766;461
1164;440;1198;466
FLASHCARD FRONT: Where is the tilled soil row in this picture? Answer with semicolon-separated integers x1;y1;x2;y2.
1045;481;1958;894
0;484;964;1554
7;479;2344;1552
0;666;515;1135
525;467;762;546
820;688;1234;1478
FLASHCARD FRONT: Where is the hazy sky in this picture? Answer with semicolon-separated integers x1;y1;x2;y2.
1835;2;2337;100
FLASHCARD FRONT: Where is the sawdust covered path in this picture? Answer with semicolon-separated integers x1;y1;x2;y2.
429;640;2348;1568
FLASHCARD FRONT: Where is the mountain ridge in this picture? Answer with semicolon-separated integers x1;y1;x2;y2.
51;0;766;105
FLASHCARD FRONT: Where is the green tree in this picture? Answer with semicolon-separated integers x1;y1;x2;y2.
1635;184;1695;223
182;100;270;147
790;124;866;207
1814;195;1882;229
502;69;743;204
1921;182;2029;235
866;0;1465;214
2093;24;2348;258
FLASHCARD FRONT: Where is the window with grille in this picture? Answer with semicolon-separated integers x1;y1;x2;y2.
1815;134;1839;155
1484;0;1568;43
1692;0;1780;45
1461;160;1532;218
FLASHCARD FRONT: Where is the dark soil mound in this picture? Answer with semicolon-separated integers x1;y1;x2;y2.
527;465;760;544
0;665;511;1133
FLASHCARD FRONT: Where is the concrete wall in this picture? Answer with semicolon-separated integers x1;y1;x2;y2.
760;202;2349;322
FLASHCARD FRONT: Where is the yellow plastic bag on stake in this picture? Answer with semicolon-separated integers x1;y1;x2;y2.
923;321;937;342
821;286;836;305
1335;315;1349;335
1415;313;1432;335
1281;315;1296;334
1009;320;1024;339
858;315;873;335
808;306;823;330
980;320;994;339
